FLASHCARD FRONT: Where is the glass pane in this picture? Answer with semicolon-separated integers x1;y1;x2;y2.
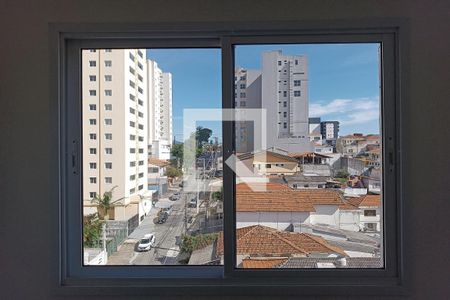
233;44;382;269
82;48;222;265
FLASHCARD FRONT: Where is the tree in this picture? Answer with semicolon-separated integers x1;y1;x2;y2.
165;165;183;178
212;187;223;201
171;143;184;165
90;186;122;220
195;126;212;146
83;213;103;248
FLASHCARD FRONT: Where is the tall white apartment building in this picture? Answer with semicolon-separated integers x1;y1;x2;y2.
82;49;151;222
235;50;313;153
146;60;173;160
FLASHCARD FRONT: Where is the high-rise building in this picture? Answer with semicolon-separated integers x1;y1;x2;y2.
82;49;151;221
146;60;173;160
320;121;340;146
235;50;313;153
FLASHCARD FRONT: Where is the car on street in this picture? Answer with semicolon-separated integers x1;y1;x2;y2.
188;198;197;208
137;234;155;251
169;193;180;201
154;211;169;224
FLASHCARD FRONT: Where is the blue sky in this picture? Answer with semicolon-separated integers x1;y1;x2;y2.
147;43;380;142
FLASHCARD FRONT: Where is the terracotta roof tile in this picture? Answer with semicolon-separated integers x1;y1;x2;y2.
217;225;347;257
348;195;381;207
242;258;288;268
236;189;346;212
148;158;170;167
236;182;292;191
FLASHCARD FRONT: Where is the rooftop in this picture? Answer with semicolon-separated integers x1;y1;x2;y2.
148;158;170;167
348;195;381;207
217;225;347;257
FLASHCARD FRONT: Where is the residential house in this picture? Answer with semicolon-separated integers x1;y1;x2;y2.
216;225;347;267
348;195;381;232
237;150;300;177
147;158;170;197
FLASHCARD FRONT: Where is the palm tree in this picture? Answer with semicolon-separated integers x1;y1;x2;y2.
90;186;123;220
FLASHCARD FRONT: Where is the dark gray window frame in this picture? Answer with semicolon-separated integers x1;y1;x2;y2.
50;20;408;296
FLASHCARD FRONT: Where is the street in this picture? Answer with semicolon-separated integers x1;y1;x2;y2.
107;185;194;265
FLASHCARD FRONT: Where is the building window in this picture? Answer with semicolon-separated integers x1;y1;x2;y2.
294;80;301;86
129;52;135;61
138;148;144;154
129;81;135;88
283;112;287;118
283;101;287;107
139;160;144;166
138;112;144;118
240;101;246;107
89;133;96;140
104;49;112;53
294;90;301;96
240;92;246;98
105;118;112;125
89;192;96;198
105;148;112;154
89;60;96;67
283;122;287;129
89;49;96;53
89;163;96;169
89;177;96;184
89;148;96;154
130;161;136;167
129;108;135;114
104;60;112;67
295;59;298;65
105;162;112;169
105;133;112;140
105;90;112;96
89;90;96;96
105;177;112;183
265;164;271;168
278;61;281;66
130;175;136;180
138;184;144;190
130;134;136;140
89;119;96;125
138;124;144;130
130;148;136;153
130;121;135;127
89;75;96;81
138;87;143;94
130;94;135;101
364;209;377;216
138;62;143;70
239;83;245;89
105;104;112;111
129;188;136;194
283;91;287;97
105;75;112;81
138;172;144;178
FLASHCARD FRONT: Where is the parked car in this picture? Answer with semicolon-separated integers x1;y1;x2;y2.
169;193;180;201
187;198;197;208
161;205;173;215
154;211;169;224
137;234;155;251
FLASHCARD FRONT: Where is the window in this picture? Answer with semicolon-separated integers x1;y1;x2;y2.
89;133;96;140
138;184;144;190
89;49;96;53
294;80;301;86
294;90;301;96
89;119;96;125
239;83;245;89
105;49;112;52
62;25;403;294
89;104;96;110
89;60;96;67
89;177;96;184
105;75;112;81
138;124;144;130
105;118;112;125
89;90;96;96
364;209;377;216
89;75;96;81
129;108;135;114
130;161;136;167
240;92;245;98
130;148;135;153
104;60;112;67
139;160;144;166
105;162;112;169
105;89;112;96
138;172;144;178
130;94;135;101
89;148;96;154
89;163;96;169
105;177;112;183
105;148;112;154
129;134;135;140
129;81;135;88
283;91;287;97
130;175;135;180
105;104;112;111
89;192;96;198
129;52;135;61
105;133;112;140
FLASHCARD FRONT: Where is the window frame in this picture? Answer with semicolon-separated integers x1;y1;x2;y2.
51;20;408;296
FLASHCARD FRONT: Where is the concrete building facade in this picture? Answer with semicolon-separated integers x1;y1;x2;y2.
235;51;313;154
82;49;150;221
147;59;173;160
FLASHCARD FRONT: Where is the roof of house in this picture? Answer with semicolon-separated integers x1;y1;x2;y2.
217;225;347;257
278;257;383;268
365;135;381;140
238;150;299;163
148;158;170;167
236;189;348;212
236;182;292;191
348;195;381;207
241;257;288;268
288;152;332;159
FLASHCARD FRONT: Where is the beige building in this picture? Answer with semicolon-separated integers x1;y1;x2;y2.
82;49;152;222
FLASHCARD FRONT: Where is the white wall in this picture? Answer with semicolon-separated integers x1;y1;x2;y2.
236;211;310;230
310;205;339;227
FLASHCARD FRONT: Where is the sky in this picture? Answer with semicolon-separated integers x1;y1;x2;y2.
146;43;380;142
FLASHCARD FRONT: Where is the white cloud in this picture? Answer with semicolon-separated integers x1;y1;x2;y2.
310;97;380;126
